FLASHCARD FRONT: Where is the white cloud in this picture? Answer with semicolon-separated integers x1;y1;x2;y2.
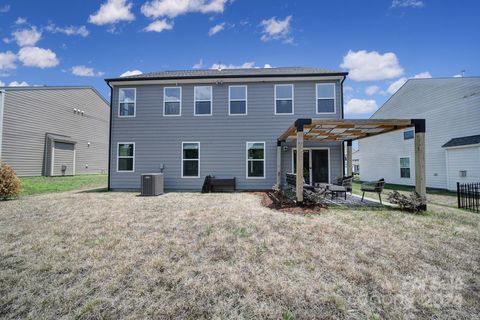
46;24;90;37
141;0;228;19
88;0;135;25
453;74;463;78
340;50;404;81
345;99;378;114
15;17;27;25
13;27;42;46
9;81;29;87
144;19;174;32
260;15;293;43
211;61;256;70
208;22;225;36
192;59;204;69
18;47;59;68
0;5;10;13
0;80;4;86
365;85;380;96
0;51;17;71
71;65;104;77
387;71;432;94
120;70;143;77
391;0;424;8
413;71;432;79
263;64;272;68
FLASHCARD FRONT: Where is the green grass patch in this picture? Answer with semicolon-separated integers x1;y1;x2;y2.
20;174;108;196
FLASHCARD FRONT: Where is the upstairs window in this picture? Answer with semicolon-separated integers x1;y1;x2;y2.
316;83;335;114
117;143;135;172
229;85;247;115
246;142;265;178
164;87;181;116
404;128;414;140
275;84;294;115
194;86;212;116
119;88;136;117
182;142;200;178
400;157;410;178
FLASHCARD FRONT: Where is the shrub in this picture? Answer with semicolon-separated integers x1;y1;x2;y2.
387;190;426;213
0;161;21;200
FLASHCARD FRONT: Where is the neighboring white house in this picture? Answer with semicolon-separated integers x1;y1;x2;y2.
358;77;480;191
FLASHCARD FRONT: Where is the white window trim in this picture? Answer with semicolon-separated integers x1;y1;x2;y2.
399;156;411;179
194;86;212;116
291;147;331;184
117;142;135;173
274;84;294;115
228;85;248;116
316;83;336;115
163;87;182;117
181;141;200;178
118;88;136;118
246;141;266;179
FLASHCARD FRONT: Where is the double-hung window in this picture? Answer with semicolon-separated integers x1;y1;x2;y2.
229;85;247;115
118;88;136;117
117;143;135;172
400;157;410;178
182;142;200;178
194;86;212;116
275;84;294;114
403;128;414;140
246;142;265;178
164;87;181;116
316;83;336;114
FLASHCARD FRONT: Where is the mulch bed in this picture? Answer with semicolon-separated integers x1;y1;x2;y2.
256;191;326;214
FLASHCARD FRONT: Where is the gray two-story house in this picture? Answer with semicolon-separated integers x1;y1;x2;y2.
105;67;348;191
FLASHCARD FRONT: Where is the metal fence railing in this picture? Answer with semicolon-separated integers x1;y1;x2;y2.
457;182;480;213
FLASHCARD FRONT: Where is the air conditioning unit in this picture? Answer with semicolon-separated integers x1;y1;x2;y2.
141;173;164;196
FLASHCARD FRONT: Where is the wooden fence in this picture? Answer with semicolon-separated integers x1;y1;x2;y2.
457;182;480;213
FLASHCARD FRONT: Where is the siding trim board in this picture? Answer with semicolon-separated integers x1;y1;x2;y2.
0;90;4;158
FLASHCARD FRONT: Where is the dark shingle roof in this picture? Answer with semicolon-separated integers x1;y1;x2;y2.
105;67;347;82
442;134;480;148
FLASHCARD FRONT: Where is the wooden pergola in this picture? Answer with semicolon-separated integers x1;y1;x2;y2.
277;118;426;209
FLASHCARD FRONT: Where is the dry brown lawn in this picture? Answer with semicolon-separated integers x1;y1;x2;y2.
1;191;479;319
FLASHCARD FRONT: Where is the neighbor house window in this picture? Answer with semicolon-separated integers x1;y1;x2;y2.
246;142;265;178
229;85;247;115
400;157;410;178
194;86;212;116
182;142;200;178
404;128;414;140
117;143;135;172
164;87;181;116
316;83;335;114
275;84;294;114
118;88;136;117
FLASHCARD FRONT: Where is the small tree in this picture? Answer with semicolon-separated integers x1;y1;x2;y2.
0;161;21;200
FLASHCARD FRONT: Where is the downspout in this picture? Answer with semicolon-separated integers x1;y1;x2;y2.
0;89;5;159
106;82;113;191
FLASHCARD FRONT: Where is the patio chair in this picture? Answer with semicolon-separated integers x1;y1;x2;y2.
334;175;353;193
361;178;385;204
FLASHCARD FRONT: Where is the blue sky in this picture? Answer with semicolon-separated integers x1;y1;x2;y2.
0;0;479;118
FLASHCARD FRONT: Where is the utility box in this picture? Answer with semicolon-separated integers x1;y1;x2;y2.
141;173;164;196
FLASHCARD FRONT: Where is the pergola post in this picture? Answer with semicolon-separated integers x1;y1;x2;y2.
346;140;353;176
294;119;312;206
413;119;427;211
276;140;282;188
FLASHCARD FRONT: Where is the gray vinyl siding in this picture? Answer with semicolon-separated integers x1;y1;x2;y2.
110;80;343;191
359;78;480;190
53;142;75;176
0;88;109;176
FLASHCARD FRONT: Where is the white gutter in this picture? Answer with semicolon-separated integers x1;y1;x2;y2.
0;89;5;159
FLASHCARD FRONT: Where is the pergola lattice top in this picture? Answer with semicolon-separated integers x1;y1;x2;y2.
278;119;415;142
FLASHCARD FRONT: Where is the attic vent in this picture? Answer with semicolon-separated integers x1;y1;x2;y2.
459;170;467;177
